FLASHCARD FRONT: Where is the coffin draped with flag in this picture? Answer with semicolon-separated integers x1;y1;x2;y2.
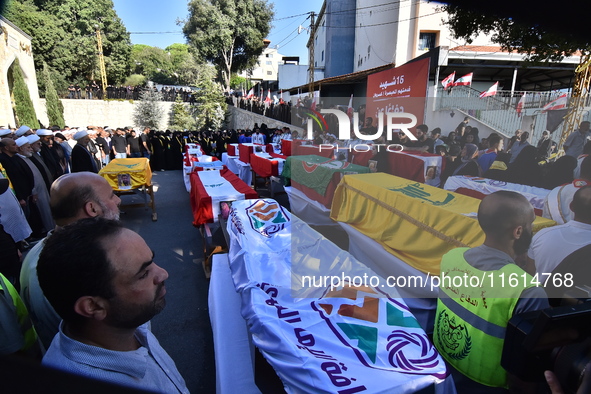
226;198;453;393
190;168;257;226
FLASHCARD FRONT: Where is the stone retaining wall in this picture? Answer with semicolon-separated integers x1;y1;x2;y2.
39;98;174;129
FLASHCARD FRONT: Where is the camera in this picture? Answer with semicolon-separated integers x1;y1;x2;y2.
502;299;591;393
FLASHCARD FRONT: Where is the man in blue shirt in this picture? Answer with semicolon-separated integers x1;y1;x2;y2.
477;133;503;173
37;218;189;393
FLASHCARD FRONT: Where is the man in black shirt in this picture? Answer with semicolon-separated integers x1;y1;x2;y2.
139;127;151;159
127;130;141;158
111;129;129;159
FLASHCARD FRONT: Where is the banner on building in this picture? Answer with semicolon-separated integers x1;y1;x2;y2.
365;58;430;134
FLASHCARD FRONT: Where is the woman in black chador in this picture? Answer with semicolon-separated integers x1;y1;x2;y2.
149;131;165;171
170;131;184;170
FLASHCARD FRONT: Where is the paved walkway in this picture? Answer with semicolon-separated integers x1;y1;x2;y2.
119;169;214;393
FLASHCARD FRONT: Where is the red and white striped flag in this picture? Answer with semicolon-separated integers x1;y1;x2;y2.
453;72;473;87
264;89;272;104
310;90;319;111
479;82;498;98
441;72;455;90
516;92;526;116
246;87;254;99
542;93;568;112
347;94;354;119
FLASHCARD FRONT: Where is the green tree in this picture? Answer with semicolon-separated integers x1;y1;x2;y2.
442;4;591;62
10;59;40;128
169;95;196;131
191;65;227;131
133;89;165;130
5;0;131;85
230;74;250;91
131;44;173;83
183;0;274;90
42;63;65;128
124;74;147;87
165;43;204;86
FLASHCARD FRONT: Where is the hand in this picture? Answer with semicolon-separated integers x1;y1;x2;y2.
545;362;591;394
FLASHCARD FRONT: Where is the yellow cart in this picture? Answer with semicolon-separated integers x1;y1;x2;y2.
99;158;157;221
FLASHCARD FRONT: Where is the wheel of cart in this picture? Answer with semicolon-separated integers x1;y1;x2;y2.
98;158;157;221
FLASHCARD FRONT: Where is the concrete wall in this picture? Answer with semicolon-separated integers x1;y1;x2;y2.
227;105;304;133
39;98;174;129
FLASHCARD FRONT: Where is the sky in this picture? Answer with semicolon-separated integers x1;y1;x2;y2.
111;0;322;65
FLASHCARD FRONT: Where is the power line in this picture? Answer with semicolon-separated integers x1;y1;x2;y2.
129;31;183;35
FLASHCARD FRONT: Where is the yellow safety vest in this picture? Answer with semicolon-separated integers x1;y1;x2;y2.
433;248;534;388
0;273;38;355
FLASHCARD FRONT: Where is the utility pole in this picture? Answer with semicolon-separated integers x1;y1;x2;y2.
95;25;108;95
558;54;591;151
308;12;316;98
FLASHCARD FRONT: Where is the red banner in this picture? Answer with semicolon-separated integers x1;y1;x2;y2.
365;58;430;134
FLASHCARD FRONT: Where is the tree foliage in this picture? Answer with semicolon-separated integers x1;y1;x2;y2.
169;95;196;131
133;89;165;130
5;0;131;85
442;4;591;62
10;59;40;128
230;74;250;90
130;43;204;86
124;74;147;87
191;65;227;131
43;63;65;128
183;0;274;90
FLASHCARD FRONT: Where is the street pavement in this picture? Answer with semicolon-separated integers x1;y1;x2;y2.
119;169;215;393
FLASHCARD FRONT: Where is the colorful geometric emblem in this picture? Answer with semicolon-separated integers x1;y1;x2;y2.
246;199;290;237
312;285;442;374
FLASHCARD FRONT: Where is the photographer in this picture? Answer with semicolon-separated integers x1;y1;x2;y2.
433;191;548;393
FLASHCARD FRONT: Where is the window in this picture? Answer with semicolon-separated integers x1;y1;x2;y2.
418;32;437;51
267;71;272;75
321;50;324;61
266;61;272;65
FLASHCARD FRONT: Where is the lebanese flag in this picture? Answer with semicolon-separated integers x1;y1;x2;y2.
264;89;272;104
310;90;319;111
189;168;257;226
246;87;254;99
479;82;498;98
441;72;455;90
516;92;526;116
279;89;284;104
453;72;473;87
347;94;354;119
542;93;568;112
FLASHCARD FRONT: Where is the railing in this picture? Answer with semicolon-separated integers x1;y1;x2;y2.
435;86;591;142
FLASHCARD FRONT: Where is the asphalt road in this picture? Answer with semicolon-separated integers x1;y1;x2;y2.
119;169;214;393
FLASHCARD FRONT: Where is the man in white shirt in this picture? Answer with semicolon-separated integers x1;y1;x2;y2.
529;185;591;275
251;128;266;145
38;218;189;393
542;156;591;224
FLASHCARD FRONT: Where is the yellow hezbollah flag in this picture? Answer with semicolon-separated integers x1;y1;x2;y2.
99;158;152;191
330;173;555;275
